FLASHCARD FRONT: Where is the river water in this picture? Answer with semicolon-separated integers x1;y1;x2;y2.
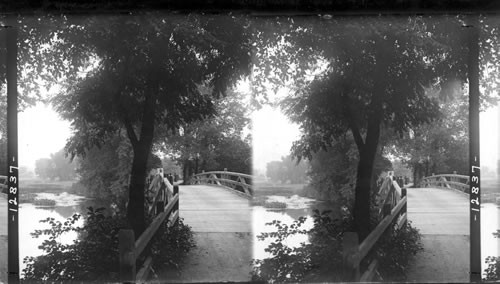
252;194;339;260
17;191;500;279
19;192;93;275
482;202;500;276
252;194;500;279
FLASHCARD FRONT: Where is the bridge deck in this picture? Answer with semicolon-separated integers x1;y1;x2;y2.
405;187;469;282
158;184;252;283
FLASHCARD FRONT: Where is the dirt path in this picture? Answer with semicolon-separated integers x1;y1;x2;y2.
157;185;252;283
405;187;469;282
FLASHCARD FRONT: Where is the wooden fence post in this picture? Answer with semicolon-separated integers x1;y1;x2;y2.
383;203;391;217
119;229;136;283
173;185;179;225
401;188;407;227
156;201;164;215
342;232;360;281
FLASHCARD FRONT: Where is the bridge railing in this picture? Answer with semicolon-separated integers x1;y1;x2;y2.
342;176;407;281
192;169;252;197
422;173;469;193
119;174;179;282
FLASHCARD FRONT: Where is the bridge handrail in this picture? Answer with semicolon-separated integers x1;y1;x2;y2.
119;174;179;282
192;170;252;197
422;173;469;193
193;170;252;180
343;176;408;281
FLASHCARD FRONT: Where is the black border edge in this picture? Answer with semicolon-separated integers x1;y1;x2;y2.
6;14;19;284
467;16;481;283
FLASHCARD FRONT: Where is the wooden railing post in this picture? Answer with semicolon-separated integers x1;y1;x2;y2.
401;188;407;227
382;203;391;217
156;201;164;214
342;232;360;281
119;229;136;283
173;185;179;225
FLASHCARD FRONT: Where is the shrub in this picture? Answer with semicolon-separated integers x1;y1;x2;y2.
263;201;287;209
252;210;350;283
150;218;196;272
252;210;423;283
484;230;500;281
22;207;195;282
375;221;423;281
33;199;56;206
22;207;127;282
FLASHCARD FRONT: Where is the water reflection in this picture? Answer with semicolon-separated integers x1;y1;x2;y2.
19;192;89;275
252;195;339;260
482;203;500;277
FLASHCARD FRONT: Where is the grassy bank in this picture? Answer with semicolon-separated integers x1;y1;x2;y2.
20;179;82;194
482;177;500;204
253;183;306;197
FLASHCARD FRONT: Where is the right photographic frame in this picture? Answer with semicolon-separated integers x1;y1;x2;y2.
250;12;499;283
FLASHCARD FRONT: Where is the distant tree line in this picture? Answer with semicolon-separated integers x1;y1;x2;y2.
34;149;77;181
266;155;308;184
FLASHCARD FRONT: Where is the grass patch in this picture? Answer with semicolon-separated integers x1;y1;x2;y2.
250;196;287;209
263;201;287;209
253;183;306;197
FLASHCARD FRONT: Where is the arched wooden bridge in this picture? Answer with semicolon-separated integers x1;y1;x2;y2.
119;170;252;283
343;173;470;282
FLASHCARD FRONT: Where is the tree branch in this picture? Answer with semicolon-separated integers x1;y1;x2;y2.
341;91;365;150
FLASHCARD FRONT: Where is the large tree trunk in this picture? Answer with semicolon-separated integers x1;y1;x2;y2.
352;125;381;241
124;89;157;237
126;145;150;236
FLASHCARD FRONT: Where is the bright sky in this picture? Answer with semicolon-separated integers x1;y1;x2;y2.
480;105;499;175
252;105;301;175
18;103;71;171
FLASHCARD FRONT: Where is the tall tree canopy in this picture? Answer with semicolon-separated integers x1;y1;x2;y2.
253;15;500;239
164;89;252;181
34;13;254;235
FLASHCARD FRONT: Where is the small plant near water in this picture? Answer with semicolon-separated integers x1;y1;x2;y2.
264;201;287;209
22;207;195;282
20;193;56;206
33;198;57;206
483;230;500;281
251;196;287;209
252;210;423;283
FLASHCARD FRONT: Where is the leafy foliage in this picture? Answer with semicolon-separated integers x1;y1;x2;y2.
34;148;77;181
150;218;196;272
304;136;392;203
252;210;350;283
375;221;423;281
75;132;132;211
266;155;309;184
483;230;500;281
22;207;127;281
389;91;469;185
165;89;252;181
22;207;195;282
252;15;500;239
252;211;423;283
